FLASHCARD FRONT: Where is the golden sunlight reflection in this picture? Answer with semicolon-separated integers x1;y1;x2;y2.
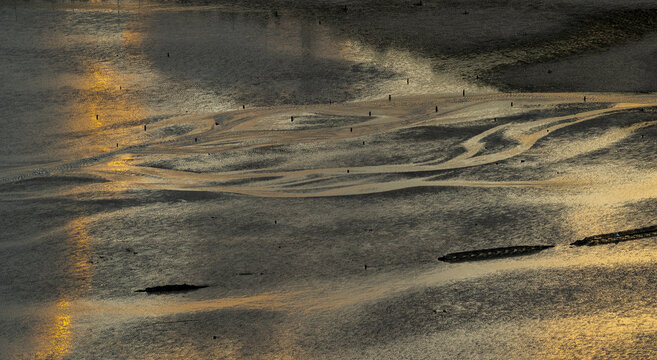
526;311;657;359
35;300;73;360
34;218;92;359
78;62;145;129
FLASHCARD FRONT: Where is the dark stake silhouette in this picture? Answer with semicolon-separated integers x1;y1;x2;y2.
116;143;118;148
96;114;99;120
274;220;277;224
584;96;587;102
144;125;146;131
369;111;371;116
363;141;365;145
350;127;353;132
242;105;245;109
388;94;392;101
167;52;170;57
435;106;438;112
364;264;368;270
195;137;198;143
462;89;465;97
291;116;294;122
406;78;409;84
347;169;349;173
511;102;513;107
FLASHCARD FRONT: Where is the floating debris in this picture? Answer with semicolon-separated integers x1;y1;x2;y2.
438;245;554;263
135;284;208;294
571;225;657;246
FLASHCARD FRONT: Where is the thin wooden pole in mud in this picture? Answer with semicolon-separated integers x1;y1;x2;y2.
511;102;513;107
96;114;99;120
584;96;587;102
144;125;147;131
242;105;245;109
462;89;465;97
388;94;391;101
350;127;353;132
435;106;438;112
195;137;198;143
167;52;170;58
369;111;371;117
407;78;409;84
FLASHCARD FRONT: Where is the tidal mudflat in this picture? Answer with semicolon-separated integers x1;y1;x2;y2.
3;1;657;359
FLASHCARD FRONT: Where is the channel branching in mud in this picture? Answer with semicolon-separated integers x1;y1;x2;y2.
438;245;554;263
571;225;657;247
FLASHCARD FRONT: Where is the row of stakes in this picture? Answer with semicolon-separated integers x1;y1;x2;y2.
100;86;589;148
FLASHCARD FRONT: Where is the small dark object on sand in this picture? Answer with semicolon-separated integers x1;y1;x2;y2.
96;114;99;120
520;159;525;163
388;94;391;101
291;116;294;122
584;96;587;102
167;52;170;57
116;143;118;148
144;125;147;131
547;69;552;74
435;106;438;112
462;10;469;15
195;137;198;143
414;1;423;6
407;78;409;84
438;245;554;263
215;121;219;126
511;102;514;107
350;127;353;132
363;141;365;145
369;111;371;116
274;220;277;224
242;105;245;109
571;225;657;246
347;169;350;173
136;284;208;294
238;272;254;276
462;89;465;97
364;264;368;270
213;336;217;339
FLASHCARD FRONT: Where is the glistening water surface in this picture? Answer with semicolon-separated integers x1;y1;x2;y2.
3;1;657;359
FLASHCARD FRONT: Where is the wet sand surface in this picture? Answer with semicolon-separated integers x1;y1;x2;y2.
3;1;657;359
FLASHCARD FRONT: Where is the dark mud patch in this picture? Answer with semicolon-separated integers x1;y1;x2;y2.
438;245;554;263
571;225;657;247
1;175;108;192
135;284;209;294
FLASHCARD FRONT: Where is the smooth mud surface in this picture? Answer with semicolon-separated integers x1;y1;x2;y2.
3;1;657;359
